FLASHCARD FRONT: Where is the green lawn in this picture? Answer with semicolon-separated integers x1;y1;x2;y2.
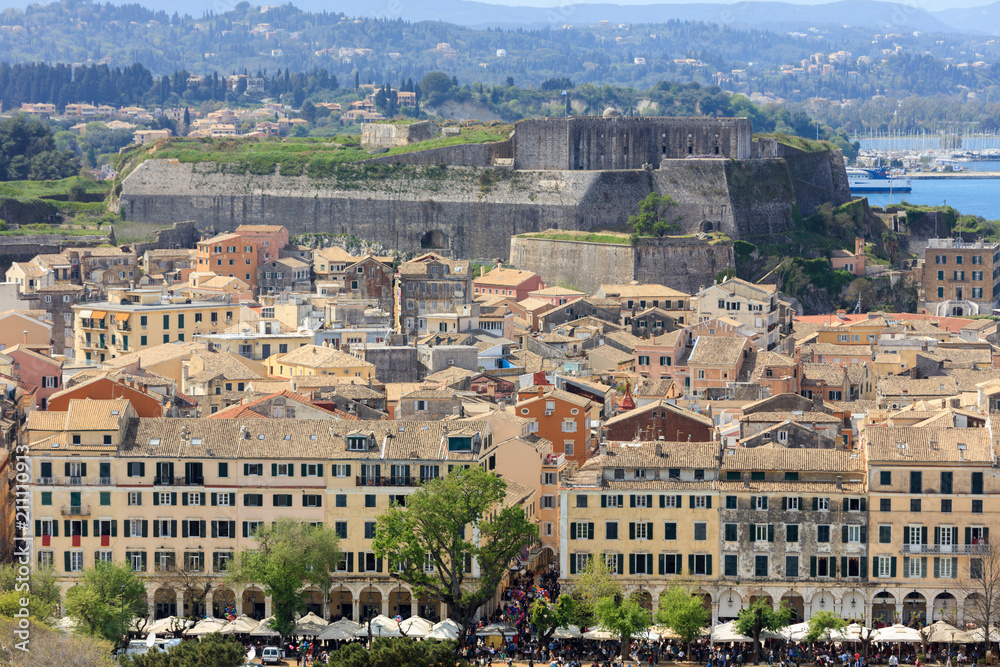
0;176;109;199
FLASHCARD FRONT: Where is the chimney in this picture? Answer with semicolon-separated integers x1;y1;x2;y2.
599;442;607;456
836;475;843;490
743;472;750;488
655;442;662;457
22;331;27;344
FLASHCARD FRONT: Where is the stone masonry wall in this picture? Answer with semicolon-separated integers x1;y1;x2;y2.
361;121;439;148
509;235;735;295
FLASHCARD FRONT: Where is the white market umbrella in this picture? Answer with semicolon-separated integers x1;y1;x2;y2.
183;616;227;637
220;615;259;635
924;621;972;644
399;616;433;638
831;623;874;643
294;611;329;637
425;619;461;641
583;626;616;641
967;626;1000;643
637;629;661;641
317;624;357;641
329;617;363;633
249;616;281;637
355;615;403;638
712;620;753;642
553;625;582;639
475;623;517;637
780;622;811;641
872;624;923;643
146;616;191;635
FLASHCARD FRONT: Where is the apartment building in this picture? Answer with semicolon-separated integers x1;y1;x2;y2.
73;291;236;364
920;239;1000;317
697;278;783;350
514;386;599;465
196;233;261;293
396;253;473;336
473;267;544;302
865;425;996;626
265;344;376;381
559;441;721;614
233;225;288;262
28;411;501;622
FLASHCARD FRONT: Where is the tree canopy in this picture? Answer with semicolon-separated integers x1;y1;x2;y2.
805;611;847;644
734;598;793;662
656;586;709;651
372;465;538;639
64;561;148;645
226;519;342;639
326;638;465;667
0;114;79;181
530;594;577;645
627;192;683;240
596;593;651;660
120;633;245;667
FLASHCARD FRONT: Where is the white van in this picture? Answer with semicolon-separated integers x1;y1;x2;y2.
261;646;284;665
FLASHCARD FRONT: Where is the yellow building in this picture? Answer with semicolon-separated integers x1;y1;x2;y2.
73;291;236;364
865;425;996;626
27;409;502;622
559;441;721;615
195;320;313;361
266;344;376;381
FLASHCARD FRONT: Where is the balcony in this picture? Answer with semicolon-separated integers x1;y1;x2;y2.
154;476;204;486
355;476;423;487
61;505;90;516
902;543;990;555
542;453;565;468
36;476;114;486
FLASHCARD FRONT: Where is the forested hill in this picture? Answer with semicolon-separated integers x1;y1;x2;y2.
1;0;998;98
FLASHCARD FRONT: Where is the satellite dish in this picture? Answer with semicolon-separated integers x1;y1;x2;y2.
247;647;256;662
146;632;156;647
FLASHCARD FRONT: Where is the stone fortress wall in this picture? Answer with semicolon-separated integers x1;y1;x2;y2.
118;115;852;259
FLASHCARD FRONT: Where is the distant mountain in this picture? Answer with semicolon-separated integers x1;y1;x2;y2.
0;0;965;33
934;2;1000;35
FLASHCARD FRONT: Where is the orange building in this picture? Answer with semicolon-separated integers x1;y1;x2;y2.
234;225;288;262
514;386;599;465
196;233;261;293
45;376;165;417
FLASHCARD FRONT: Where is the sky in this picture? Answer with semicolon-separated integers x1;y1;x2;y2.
473;0;988;10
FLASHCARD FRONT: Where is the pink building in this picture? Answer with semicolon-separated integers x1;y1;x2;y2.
526;286;586;306
473;267;545;302
233;225;289;261
6;345;62;409
830;237;866;276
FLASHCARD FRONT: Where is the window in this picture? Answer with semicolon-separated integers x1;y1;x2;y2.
334;522;347;539
817;525;830;543
973;499;984;514
692;554;710;575
724;524;738;541
724;554;738;576
634;522;648;540
694;496;707;509
726;496;737;509
880;498;892;512
274;464;292;477
542;473;557;485
243;494;263;507
754;496;768;510
972;472;984;495
662;495;677;508
364;522;377;540
303;495;322;507
972;558;985;580
908;557;922;578
604;494;621;508
272;494;293;507
576;495;588;508
634;495;648;508
332;465;350;478
939;557;953;579
694;523;707;541
786;525;799;543
877;556;893;578
128;492;142;506
817;497;830;511
786;497;800;511
187;493;201;506
244;464;263;476
541;495;555;509
879;525;893;543
755;524;770;542
848;525;861;543
910;471;922;493
910;499;922;513
755;555;768;577
879;471;891;485
606;522;619;540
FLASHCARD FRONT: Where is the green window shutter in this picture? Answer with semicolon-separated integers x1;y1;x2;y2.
136;492;142;505
244;464;250;476
706;555;712;576
646;494;652;507
922;526;928;545
842;498;849;511
767;524;774;542
688;554;695;574
183;522;189;538
659;554;665;575
111;521;116;537
782;497;788;510
675;554;682;575
601;495;607;508
921;557;928;578
903;556;910;577
647;522;654;538
860;498;866;511
301;464;307;476
658;495;664;508
689;495;695;508
629;554;635;575
570;523;577;540
890;557;897;578
229;521;235;537
34;520;40;537
200;493;205;505
934;527;941;545
243;523;249;538
810;556;817;577
81;521;87;537
288;465;294;477
171;492;176;505
629;495;635;508
153;493;159;506
859;557;867;578
830;556;837;577
318;464;324;477
64;552;71;573
934;557;940;579
674;495;681;507
588;523;594;540
123;521;130;538
629;522;635;540
141;520;148;537
211;493;217;506
100;491;110;506
842;525;849;543
952;557;958;578
841;556;848;578
706;496;712;509
182;494;188;506
219;462;228;477
271;463;278;476
812;497;818;510
750;495;756;508
570;556;577;575
665;523;676;540
618;557;624;575
153;521;160;538
229;493;235;505
170;520;176;537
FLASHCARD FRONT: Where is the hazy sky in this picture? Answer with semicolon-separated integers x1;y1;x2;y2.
474;0;988;12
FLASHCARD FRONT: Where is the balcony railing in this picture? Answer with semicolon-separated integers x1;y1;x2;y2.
902;543;990;555
355;476;434;487
36;476;115;486
61;505;90;516
154;476;205;486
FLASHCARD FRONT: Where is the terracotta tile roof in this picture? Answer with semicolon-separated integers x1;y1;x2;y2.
741;411;840;423
104;341;208;369
28;398;131;432
474;267;538;287
802;363;845;386
517;388;595;409
599;283;691;299
273;344;374;369
588;344;634;365
865;426;992;463
314;247;360;263
717;480;866;494
604;399;713;427
582;441;720;470
688;336;747;367
879;371;1000;397
186;350;264;383
720;446;863;472
401;388;461;400
801;343;874;358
